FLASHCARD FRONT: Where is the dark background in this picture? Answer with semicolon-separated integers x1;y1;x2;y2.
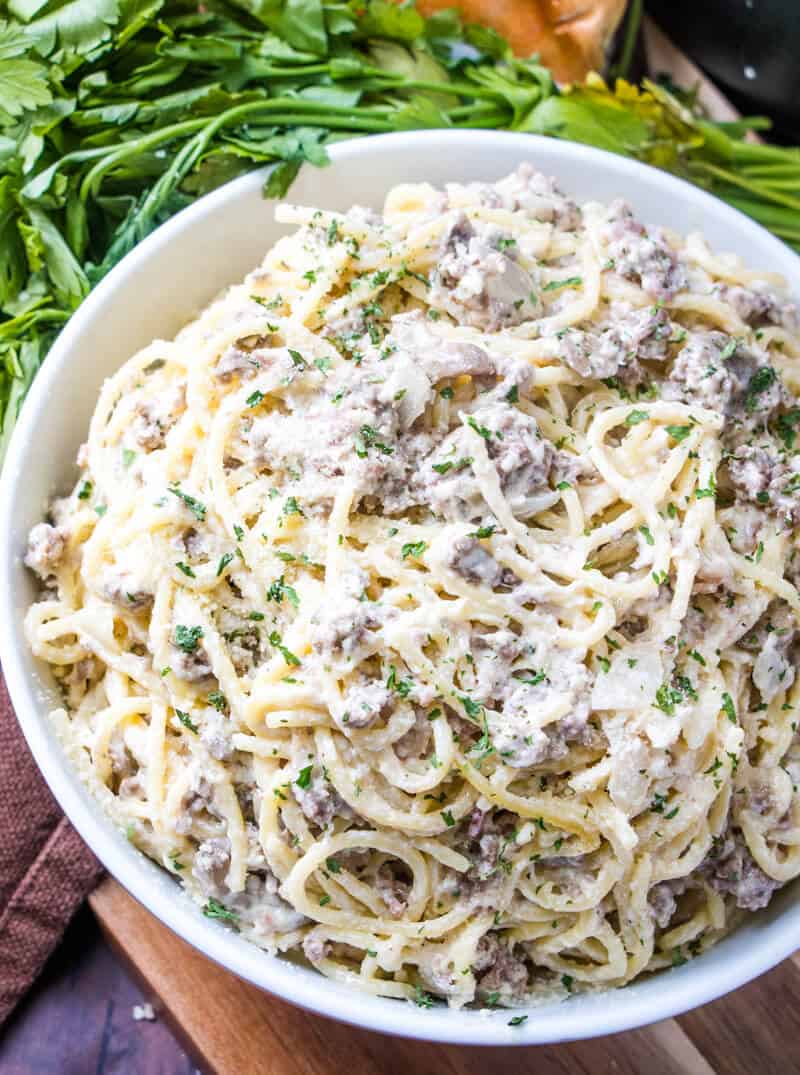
1;907;194;1075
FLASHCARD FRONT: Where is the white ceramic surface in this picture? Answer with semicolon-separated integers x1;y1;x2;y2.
2;130;799;1045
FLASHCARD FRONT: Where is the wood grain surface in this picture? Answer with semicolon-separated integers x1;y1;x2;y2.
89;877;797;1075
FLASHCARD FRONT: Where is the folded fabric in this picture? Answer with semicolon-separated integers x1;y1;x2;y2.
0;675;105;1026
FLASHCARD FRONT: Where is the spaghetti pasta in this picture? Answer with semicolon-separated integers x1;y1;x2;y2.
24;164;800;1008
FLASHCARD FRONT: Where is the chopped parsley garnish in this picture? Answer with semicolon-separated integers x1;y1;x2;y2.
414;985;435;1008
556;481;571;491
433;456;471;475
459;694;483;720
654;683;683;715
401;540;427;560
175;709;198;733
776;408;800;450
401;264;429;288
77;479;93;500
695;475;717;500
441;809;455;827
625;409;649;426
721;692;737;723
467;416;492;440
597;656;610;673
282;496;304;518
295;764;313;789
508;1015;528;1027
267;575;300;607
440;386;454;399
176;561;195;578
216;552;234;577
666;425;691;443
542;276;582;291
203;898;238;924
168;484;206;521
122;448;136;467
354;424;393;457
638;525;654;546
288;348;307;370
386;664;413;698
325;857;341;873
246;389;264;407
505;385;519;403
269;630;300;666
561;974;574;992
513;670;546;686
469;525;496;539
314;357;332;375
173;625;203;653
745;365;777;412
207;690;228;713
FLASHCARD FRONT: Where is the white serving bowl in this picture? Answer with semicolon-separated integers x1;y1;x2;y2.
2;130;799;1045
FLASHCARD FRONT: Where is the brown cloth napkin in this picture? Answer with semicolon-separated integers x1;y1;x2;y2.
0;673;105;1027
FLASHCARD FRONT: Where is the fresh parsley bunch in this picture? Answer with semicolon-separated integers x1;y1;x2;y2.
0;0;557;459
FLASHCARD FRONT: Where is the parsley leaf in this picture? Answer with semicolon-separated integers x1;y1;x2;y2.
175;709;198;733
467;416;492;440
295;764;313;789
173;625;203;653
625;409;649;426
542;276;582;291
665;425;691;442
168;485;206;521
269;629;300;666
207;690;228;713
203;898;238;924
401;540;427;560
267;574;299;607
216;552;234;577
721;692;737;723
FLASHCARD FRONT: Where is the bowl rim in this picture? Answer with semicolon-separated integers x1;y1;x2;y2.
3;128;800;1046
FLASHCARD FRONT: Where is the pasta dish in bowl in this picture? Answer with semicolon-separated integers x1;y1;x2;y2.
7;131;800;1040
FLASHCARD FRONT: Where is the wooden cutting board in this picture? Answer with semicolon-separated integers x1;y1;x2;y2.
87;21;788;1075
89;877;800;1075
